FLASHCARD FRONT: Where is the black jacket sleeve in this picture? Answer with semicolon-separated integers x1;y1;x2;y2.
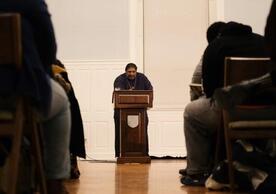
265;0;276;61
114;74;126;89
202;40;224;98
142;74;153;90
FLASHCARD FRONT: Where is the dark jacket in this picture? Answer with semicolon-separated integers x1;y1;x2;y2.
56;63;86;158
265;0;276;62
114;72;153;90
0;0;56;114
202;22;270;98
265;0;276;85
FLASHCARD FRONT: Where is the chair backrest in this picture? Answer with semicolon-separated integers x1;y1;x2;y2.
222;58;276;192
224;57;276;86
0;13;22;70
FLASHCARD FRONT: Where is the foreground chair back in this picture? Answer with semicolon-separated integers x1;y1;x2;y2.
223;57;276;191
0;13;47;194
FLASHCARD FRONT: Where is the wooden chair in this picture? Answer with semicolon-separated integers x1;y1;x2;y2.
223;57;276;191
0;13;47;194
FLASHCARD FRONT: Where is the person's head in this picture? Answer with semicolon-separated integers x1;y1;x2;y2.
219;21;252;37
125;63;137;80
206;21;226;43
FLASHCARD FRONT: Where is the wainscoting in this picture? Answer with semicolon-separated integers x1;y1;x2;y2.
65;61;189;159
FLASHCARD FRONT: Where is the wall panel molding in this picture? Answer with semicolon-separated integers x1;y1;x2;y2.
148;110;186;157
61;60;187;159
49;0;212;160
63;60;126;158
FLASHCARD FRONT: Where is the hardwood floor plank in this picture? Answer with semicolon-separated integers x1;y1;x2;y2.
65;160;246;194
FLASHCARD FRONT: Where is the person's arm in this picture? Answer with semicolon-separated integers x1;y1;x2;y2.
143;74;153;90
114;74;125;90
190;58;203;101
202;41;224;98
32;1;57;73
141;74;153;103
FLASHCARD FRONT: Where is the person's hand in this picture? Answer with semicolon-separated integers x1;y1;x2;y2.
54;74;71;93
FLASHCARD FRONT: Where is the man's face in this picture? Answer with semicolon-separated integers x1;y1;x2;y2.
126;67;137;80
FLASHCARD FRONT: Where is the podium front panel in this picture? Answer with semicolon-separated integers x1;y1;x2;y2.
114;90;153;109
118;94;149;104
120;109;146;157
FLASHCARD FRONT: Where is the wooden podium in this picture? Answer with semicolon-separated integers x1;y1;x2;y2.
113;90;153;164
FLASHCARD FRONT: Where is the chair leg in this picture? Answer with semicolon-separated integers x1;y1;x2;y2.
214;123;225;166
31;121;48;194
225;136;235;191
7;109;24;194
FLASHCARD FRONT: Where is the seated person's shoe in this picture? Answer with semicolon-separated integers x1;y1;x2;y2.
205;161;230;190
70;155;80;179
70;165;80;179
206;160;252;191
179;168;187;176
180;173;209;186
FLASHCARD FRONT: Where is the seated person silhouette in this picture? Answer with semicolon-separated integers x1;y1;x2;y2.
52;60;86;179
0;0;71;193
181;21;269;186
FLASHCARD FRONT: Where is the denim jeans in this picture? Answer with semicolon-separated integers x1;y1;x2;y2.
40;79;71;179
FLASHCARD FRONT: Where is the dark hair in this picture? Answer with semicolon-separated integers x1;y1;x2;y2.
125;63;137;71
55;59;65;68
206;21;226;43
219;21;252;37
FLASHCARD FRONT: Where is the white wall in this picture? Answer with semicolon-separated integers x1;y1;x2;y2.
47;0;132;159
47;0;207;159
212;0;273;35
144;0;209;156
48;0;129;61
144;0;208;109
46;0;273;159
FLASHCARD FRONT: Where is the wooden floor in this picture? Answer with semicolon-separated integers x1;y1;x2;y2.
65;160;246;194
